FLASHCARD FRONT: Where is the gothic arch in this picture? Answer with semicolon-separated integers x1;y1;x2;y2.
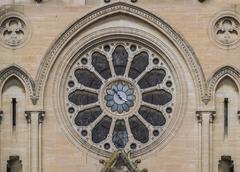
0;64;37;105
207;65;240;104
35;2;206;106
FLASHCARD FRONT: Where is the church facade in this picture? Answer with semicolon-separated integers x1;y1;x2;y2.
0;0;239;172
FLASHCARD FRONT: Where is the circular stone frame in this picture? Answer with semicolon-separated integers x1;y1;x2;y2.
209;11;240;49
54;32;186;158
0;12;31;49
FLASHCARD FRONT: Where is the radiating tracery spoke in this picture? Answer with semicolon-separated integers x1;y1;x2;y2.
66;41;175;152
67;83;99;95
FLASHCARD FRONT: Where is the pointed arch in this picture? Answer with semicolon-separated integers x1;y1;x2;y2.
207;65;240;102
0;64;37;104
35;2;206;105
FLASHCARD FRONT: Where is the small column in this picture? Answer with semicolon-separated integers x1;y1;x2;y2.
25;112;31;172
0;110;2;172
25;111;45;172
196;110;215;172
196;113;202;172
38;113;44;172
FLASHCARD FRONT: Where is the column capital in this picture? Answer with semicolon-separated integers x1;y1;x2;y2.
38;112;45;124
25;111;45;124
196;110;216;123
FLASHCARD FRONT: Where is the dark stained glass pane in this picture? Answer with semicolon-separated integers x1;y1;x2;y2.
74;69;102;89
68;90;98;105
112;120;128;149
112;45;128;75
129;52;149;79
138;69;166;89
91;52;112;79
142;90;172;105
128;115;149;143
92;116;112;143
74;107;102;126
139;106;166;126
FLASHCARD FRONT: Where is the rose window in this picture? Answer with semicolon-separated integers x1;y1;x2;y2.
65;41;176;153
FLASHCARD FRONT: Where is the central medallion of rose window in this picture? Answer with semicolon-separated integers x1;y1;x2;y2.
65;41;176;153
105;81;135;113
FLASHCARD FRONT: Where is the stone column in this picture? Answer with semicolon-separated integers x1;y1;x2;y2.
25;111;45;172
196;113;202;172
0;110;2;172
196;110;215;172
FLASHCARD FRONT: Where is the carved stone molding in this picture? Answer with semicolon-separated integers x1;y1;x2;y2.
36;1;206;105
210;11;240;49
0;11;31;49
196;110;216;123
206;65;240;103
0;64;38;105
25;111;45;124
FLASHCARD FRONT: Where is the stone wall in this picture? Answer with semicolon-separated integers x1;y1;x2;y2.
0;1;239;172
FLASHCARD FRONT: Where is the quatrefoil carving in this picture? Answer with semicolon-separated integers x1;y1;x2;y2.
0;17;26;47
214;16;240;46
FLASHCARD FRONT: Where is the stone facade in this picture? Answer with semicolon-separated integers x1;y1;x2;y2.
0;0;239;172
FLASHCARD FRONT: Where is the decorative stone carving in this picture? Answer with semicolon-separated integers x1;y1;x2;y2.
100;150;147;172
0;12;30;48
210;11;240;48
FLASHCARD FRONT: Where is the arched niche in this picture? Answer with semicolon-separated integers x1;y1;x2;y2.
213;76;240;172
0;76;28;172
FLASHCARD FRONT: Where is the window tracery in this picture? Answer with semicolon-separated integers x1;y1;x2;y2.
65;40;176;153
